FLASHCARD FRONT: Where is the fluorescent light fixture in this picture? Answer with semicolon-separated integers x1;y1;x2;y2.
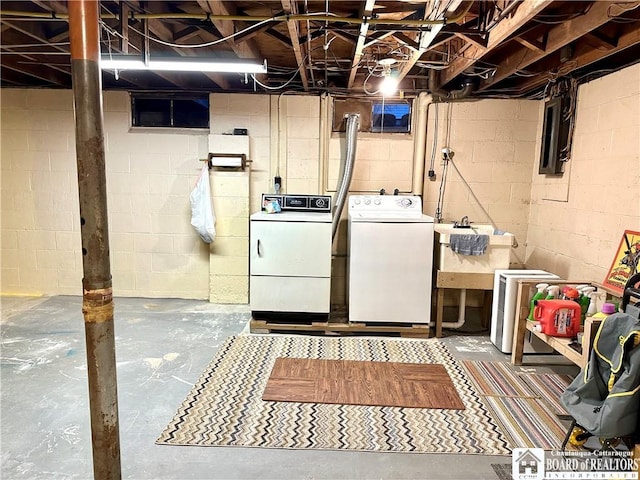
100;55;267;74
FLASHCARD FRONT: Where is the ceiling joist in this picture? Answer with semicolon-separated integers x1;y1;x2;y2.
281;0;308;90
439;0;553;87
480;0;627;91
347;0;376;89
0;1;637;99
510;23;640;95
513;34;547;55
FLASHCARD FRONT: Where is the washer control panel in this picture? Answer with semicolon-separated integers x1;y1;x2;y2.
349;195;423;214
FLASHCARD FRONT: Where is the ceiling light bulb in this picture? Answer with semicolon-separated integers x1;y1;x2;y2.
379;75;399;96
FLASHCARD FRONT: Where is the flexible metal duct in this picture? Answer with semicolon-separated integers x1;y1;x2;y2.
331;113;359;241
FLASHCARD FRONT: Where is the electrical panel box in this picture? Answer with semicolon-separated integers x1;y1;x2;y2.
539;96;571;175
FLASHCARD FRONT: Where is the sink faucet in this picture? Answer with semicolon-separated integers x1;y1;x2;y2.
454;216;470;228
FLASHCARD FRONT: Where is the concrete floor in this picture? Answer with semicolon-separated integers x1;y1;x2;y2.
0;295;578;480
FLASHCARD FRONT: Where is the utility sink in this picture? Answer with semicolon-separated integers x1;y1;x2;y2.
434;223;513;273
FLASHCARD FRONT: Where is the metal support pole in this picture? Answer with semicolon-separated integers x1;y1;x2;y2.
68;1;122;479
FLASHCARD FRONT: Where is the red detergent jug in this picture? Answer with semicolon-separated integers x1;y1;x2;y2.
533;299;581;337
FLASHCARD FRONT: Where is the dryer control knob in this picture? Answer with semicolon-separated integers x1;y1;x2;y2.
364;198;371;205
400;198;413;207
354;198;361;205
374;198;381;205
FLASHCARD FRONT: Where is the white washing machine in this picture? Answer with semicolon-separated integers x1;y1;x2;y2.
348;195;434;323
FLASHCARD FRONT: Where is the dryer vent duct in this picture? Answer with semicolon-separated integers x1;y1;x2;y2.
332;113;360;241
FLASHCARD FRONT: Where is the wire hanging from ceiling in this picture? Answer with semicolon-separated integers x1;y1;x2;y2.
126;11;342;50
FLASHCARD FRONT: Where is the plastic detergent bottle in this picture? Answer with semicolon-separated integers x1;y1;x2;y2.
545;285;560;300
533;299;581;337
527;283;549;321
591;302;617;320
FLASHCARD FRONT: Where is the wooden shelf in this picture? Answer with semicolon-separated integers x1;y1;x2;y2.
511;279;602;368
525;321;582;366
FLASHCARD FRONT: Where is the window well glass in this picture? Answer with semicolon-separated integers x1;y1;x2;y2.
371;102;411;133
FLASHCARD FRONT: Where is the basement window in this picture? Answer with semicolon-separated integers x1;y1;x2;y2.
131;94;209;129
333;98;412;133
371;102;411;133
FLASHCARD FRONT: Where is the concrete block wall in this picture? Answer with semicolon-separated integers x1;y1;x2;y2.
3;73;636;302
327;132;414;193
209;93;271;214
281;95;322;194
423;99;540;266
208;134;250;303
208;94;322;212
527;63;640;281
1;89;210;298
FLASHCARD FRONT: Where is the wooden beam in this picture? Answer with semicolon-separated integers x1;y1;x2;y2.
2;53;70;86
173;26;201;43
119;2;130;54
197;0;263;60
439;0;553;86
513;34;547;54
584;30;618;50
145;17;231;90
392;32;420;51
1;68;38;86
363;31;395;49
282;0;308;90
127;0;231;89
510;25;640;95
327;30;358;46
232;21;277;45
264;28;292;48
0;21;72;76
453;32;488;50
299;29;328;45
397;1;465;83
347;0;376;88
479;1;623;91
31;0;68;14
47;27;70;43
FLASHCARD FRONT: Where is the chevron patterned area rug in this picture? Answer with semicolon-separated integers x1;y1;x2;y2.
156;335;511;455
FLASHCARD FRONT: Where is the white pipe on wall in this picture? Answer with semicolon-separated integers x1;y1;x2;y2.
412;92;432;196
319;93;331;194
